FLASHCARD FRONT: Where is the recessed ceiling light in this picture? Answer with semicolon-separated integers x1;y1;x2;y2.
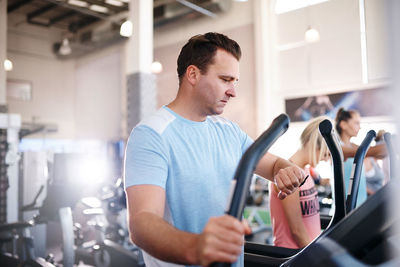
105;0;123;7
90;5;109;13
68;0;88;8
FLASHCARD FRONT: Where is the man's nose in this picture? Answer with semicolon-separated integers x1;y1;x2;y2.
226;87;236;98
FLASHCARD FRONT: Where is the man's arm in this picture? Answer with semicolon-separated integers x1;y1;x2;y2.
254;153;306;199
126;185;249;266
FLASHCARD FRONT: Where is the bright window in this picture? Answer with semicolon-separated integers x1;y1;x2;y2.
274;0;329;14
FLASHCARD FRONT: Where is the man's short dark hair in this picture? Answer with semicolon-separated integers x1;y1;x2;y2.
177;32;241;84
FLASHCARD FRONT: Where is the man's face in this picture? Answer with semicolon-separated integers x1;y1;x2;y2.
195;49;239;116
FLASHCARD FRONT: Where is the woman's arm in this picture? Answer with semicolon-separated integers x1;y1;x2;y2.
342;143;387;160
272;184;311;248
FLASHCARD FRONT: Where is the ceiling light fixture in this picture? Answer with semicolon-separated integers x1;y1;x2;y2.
4;59;13;71
68;0;88;7
305;26;320;43
59;38;72;55
90;5;109;13
105;0;123;7
120;20;133;37
151;61;163;74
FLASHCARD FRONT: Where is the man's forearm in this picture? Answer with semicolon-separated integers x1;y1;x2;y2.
271;157;296;178
255;153;289;182
130;211;199;265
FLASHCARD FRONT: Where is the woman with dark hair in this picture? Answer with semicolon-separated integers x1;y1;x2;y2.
335;108;387;206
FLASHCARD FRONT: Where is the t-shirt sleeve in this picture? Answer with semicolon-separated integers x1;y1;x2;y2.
230;121;253;154
124;126;169;189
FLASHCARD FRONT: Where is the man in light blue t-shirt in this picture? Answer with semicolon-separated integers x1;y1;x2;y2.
124;32;307;267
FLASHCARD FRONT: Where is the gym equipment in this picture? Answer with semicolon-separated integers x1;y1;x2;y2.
243;118;348;266
318;119;346;227
0;186;56;267
243;117;348;265
214;116;399;267
282;178;400;266
345;130;376;213
280;121;399;266
74;178;144;267
213;113;290;267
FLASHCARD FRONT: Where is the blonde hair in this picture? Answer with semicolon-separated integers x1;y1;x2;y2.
300;116;331;167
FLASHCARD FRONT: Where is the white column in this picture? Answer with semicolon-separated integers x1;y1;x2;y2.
124;0;156;137
126;0;153;74
0;0;7;105
253;0;283;135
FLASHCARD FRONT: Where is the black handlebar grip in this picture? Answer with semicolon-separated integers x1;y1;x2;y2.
211;114;289;267
319;119;346;226
346;130;376;213
227;113;290;220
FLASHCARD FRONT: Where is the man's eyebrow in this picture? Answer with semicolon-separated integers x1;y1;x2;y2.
219;75;239;81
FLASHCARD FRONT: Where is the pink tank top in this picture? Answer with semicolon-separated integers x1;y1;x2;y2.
269;173;321;248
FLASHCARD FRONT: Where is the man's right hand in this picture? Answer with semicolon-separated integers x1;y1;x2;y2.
193;215;250;266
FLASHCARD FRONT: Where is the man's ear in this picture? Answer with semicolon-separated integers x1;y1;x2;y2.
186;65;200;86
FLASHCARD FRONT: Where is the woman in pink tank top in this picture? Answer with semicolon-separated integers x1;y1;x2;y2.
269;116;331;249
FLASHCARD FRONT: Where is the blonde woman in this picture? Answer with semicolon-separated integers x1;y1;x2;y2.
269;117;330;248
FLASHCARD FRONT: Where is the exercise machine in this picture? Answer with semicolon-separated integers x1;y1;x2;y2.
73;178;145;267
213;115;399;266
0;186;56;267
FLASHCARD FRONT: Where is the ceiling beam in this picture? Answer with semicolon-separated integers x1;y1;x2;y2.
27;3;57;21
41;0;112;21
153;0;175;8
176;0;217;18
49;10;76;25
68;16;99;32
8;0;34;13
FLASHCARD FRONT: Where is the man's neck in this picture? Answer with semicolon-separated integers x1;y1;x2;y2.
167;97;207;122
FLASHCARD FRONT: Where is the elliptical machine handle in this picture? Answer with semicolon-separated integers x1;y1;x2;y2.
319;119;346;226
212;113;290;267
346;130;376;213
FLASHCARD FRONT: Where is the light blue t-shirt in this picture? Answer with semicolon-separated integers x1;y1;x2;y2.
343;158;367;208
124;106;253;267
